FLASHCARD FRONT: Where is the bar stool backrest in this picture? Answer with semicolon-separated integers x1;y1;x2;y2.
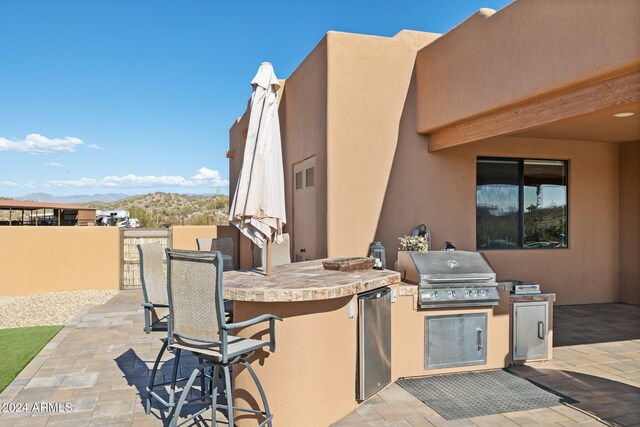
165;249;225;347
196;237;235;271
138;242;168;306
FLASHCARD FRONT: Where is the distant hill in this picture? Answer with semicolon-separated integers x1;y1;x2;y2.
86;192;229;227
16;192;129;204
0;192;229;227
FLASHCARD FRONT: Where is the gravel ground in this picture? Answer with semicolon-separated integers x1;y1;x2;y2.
0;290;120;329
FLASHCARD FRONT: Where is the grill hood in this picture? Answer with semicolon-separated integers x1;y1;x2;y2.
398;251;499;308
399;251;496;285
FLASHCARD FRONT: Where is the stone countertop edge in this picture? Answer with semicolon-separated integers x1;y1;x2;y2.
509;293;556;303
399;284;419;296
222;262;400;302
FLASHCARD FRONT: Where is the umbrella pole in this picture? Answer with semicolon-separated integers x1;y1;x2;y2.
266;240;273;277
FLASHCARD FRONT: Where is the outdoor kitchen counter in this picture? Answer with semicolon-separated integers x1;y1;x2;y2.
222;258;400;302
224;259;400;427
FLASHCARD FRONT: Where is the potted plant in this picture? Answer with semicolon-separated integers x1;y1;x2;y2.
395;235;429;271
398;235;429;252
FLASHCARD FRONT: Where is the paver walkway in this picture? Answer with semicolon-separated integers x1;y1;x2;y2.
0;291;213;427
0;291;638;426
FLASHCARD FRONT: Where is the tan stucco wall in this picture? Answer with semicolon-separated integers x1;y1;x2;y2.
228;5;635;305
0;227;120;296
232;295;358;427
619;141;640;305
326;30;439;258
374;70;620;305
280;37;329;258
318;32;621;305
171;225;217;250
229;104;251;206
416;0;640;132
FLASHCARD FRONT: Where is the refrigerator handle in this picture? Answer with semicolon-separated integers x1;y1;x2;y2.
538;321;545;339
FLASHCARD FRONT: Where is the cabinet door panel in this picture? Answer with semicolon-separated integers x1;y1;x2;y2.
514;302;548;360
426;313;487;369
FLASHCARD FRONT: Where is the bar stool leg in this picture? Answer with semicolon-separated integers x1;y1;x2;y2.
167;348;182;413
146;338;168;414
198;357;206;399
169;366;201;427
240;359;273;427
211;365;220;427
223;365;234;426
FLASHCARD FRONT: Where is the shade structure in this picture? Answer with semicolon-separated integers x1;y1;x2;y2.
229;62;286;253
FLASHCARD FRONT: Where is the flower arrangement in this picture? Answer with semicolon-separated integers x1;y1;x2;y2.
398;235;428;252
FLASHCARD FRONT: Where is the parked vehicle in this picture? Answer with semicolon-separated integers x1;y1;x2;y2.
117;218;140;228
96;210;139;227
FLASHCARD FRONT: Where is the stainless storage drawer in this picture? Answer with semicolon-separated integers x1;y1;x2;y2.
357;287;392;400
425;313;487;369
513;301;548;360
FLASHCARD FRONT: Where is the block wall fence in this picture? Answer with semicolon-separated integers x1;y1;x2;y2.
0;225;220;297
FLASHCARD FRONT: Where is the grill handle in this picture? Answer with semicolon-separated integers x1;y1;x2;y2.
538;321;545;339
476;328;483;350
427;276;495;283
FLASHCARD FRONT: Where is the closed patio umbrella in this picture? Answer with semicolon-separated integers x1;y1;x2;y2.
229;62;286;275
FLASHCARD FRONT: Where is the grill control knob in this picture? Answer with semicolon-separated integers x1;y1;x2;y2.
471;290;478;298
431;291;439;300
464;290;470;299
447;290;456;299
480;290;488;298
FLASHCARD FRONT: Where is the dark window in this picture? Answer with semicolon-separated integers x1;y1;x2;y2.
305;167;315;188
295;171;303;190
476;158;567;250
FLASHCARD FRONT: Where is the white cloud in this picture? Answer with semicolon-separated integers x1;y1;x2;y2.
0;180;20;187
46;178;99;188
0;134;83;154
87;144;104;150
45;162;63;167
100;174;192;188
191;167;227;187
44;167;229;189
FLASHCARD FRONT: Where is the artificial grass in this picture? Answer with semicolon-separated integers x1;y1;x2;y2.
0;325;63;393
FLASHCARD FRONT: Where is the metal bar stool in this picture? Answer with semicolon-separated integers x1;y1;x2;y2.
165;249;281;427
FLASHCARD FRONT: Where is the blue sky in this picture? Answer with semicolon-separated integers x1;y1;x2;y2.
0;0;511;198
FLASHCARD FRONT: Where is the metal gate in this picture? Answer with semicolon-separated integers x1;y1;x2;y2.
120;229;171;290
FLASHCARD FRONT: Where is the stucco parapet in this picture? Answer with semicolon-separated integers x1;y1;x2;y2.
416;0;640;133
223;259;400;302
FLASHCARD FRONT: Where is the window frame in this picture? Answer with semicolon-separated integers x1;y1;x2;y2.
476;156;569;250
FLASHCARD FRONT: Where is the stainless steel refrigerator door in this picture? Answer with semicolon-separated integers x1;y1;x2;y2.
358;287;392;400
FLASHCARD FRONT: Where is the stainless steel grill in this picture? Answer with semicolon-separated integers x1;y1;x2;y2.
397;251;499;308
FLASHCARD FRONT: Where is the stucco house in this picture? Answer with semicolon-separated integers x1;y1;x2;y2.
229;0;640;306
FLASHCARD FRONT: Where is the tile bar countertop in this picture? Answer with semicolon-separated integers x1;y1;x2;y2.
223;259;400;302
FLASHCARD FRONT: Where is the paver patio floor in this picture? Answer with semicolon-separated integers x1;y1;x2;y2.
0;291;220;427
0;291;638;426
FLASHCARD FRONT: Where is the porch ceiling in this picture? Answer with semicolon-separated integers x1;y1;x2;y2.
511;103;640;143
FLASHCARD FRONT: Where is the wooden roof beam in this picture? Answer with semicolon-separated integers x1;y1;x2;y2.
427;70;640;152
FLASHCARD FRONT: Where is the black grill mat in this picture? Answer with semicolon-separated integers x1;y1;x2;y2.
396;369;576;420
